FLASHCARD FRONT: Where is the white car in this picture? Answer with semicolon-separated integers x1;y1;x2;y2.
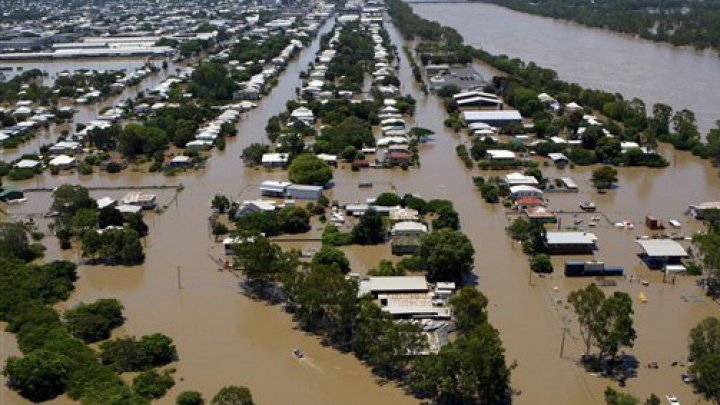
666;395;680;405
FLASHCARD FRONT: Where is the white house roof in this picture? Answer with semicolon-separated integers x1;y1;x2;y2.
358;276;429;296
546;232;597;245
391;221;428;234
636;239;688;258
49;155;75;166
509;185;543;195
486;150;516;159
261;153;289;164
462;110;522;123
96;196;116;209
504;172;539;186
14;159;41;169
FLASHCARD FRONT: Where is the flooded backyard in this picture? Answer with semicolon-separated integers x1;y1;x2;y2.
1;9;719;405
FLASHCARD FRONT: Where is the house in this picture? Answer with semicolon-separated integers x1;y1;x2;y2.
386;151;412;166
168;155;193;168
357;276;452;319
48;155;77;169
461;110;522;126
185;140;213;151
115;204;143;215
391;235;421;255
358;276;429;297
546;232;597;254
509;185;544;200
260;180;291;197
261;153;289;168
286;184;323;200
486;150;516;160
317;153;338;167
547;153;569;164
455;95;503;109
690;201;720;219
96;196;117;209
121;192;157;209
503;172;539;186
234;199;277;218
389;207;419;222
0;185;24;202
49;141;82;155
636;239;688;270
290;106;315;125
13;159;41;169
525;206;556;223
391;221;428;237
514;196;546;211
223;235;259;255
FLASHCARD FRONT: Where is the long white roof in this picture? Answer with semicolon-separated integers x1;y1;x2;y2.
636;239;688;257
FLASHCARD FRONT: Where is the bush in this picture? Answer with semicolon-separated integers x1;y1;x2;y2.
4;350;71;402
77;163;93;175
64;298;124;343
311;246;350;273
530;254;553;273
177;391;205;405
133;369;175;399
211;386;254;405
100;333;177;372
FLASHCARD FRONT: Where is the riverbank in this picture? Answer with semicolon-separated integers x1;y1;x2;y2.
411;2;720;135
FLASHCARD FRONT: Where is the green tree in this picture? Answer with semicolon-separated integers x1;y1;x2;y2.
530;254;553;273
604;387;639;405
568;283;606;356
431;205;460;231
211;386;254;405
409;323;511;403
52;184;96;216
416;229;475;283
284;264;358;347
241;143;268;166
352;209;385;245
689;317;720;402
4;350;71;402
596;292;636;359
0;222;40;262
277;206;311;233
65;298;125;343
311;246;350;273
353;299;426;379
591;165;618;190
177;391;205;405
368;259;405;276
98;205;124;229
288;153;333;185
133;369;175;399
374;192;402;207
232;233;298;295
449;287;488;333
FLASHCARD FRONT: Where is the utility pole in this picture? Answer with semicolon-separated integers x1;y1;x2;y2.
177;266;182;290
560;327;569;358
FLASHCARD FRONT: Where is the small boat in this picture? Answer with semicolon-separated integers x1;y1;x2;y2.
668;219;682;228
292;348;305;359
579;201;596;212
358;182;373;188
638;292;648;303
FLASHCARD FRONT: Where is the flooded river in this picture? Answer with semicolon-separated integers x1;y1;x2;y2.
411;2;720;134
2;12;720;405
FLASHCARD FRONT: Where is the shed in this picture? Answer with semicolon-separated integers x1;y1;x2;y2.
546;232;597;254
636;239;687;258
461;110;522;126
358;276;429;298
0;185;24;202
286;184;323;200
260;180;291;197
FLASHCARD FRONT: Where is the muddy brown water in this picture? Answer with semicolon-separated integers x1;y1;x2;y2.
411;2;720;135
1;15;719;405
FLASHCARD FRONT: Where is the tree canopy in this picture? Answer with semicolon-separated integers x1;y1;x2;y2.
415;229;475;283
288;153;333;185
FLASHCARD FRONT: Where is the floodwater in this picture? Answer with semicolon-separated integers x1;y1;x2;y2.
1;13;719;405
411;2;720;134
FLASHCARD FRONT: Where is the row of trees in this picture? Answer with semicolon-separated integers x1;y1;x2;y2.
387;0;720;169
50;184;147;264
231;233;510;403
